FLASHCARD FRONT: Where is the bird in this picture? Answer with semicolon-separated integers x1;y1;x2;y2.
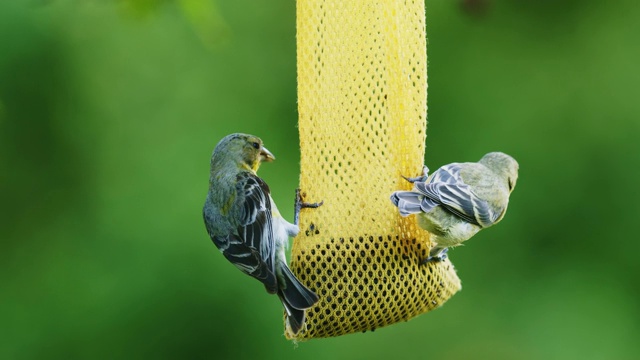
390;152;519;263
203;133;322;334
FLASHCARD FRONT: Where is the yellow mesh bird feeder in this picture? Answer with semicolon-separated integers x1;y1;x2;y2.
288;0;461;340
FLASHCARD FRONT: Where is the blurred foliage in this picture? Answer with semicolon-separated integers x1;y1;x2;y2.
1;0;639;359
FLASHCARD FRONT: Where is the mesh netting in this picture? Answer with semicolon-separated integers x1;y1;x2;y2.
288;0;461;340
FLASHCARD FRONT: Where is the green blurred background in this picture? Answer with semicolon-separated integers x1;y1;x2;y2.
1;0;639;359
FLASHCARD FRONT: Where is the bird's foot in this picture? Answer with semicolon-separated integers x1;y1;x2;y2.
402;166;430;183
294;189;324;225
420;248;449;265
402;175;427;183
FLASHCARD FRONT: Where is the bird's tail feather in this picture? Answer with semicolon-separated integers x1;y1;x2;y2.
279;264;319;309
278;293;306;335
391;191;440;216
277;264;319;335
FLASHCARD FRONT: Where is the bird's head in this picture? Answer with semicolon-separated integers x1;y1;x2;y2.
479;152;519;192
212;133;275;173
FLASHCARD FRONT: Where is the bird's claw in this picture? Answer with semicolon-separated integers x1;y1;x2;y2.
294;189;323;225
402;166;430;183
402;175;427;183
420;248;449;265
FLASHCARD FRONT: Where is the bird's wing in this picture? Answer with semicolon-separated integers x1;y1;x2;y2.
415;165;497;228
428;163;465;184
210;232;277;293
209;172;278;293
236;173;274;260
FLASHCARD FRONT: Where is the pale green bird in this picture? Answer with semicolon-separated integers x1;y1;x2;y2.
390;152;519;263
203;133;322;334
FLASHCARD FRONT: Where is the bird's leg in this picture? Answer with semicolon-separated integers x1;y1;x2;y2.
421;248;449;265
402;165;430;183
294;188;323;225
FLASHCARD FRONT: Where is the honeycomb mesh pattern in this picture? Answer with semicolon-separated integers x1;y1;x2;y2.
288;0;461;340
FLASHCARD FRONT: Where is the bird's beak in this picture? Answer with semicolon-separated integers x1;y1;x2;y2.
260;147;275;162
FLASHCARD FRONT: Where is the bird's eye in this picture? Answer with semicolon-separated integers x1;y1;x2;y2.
252;142;260;149
508;178;514;191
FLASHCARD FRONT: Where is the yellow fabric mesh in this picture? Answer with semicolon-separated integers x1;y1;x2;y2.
288;0;461;340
